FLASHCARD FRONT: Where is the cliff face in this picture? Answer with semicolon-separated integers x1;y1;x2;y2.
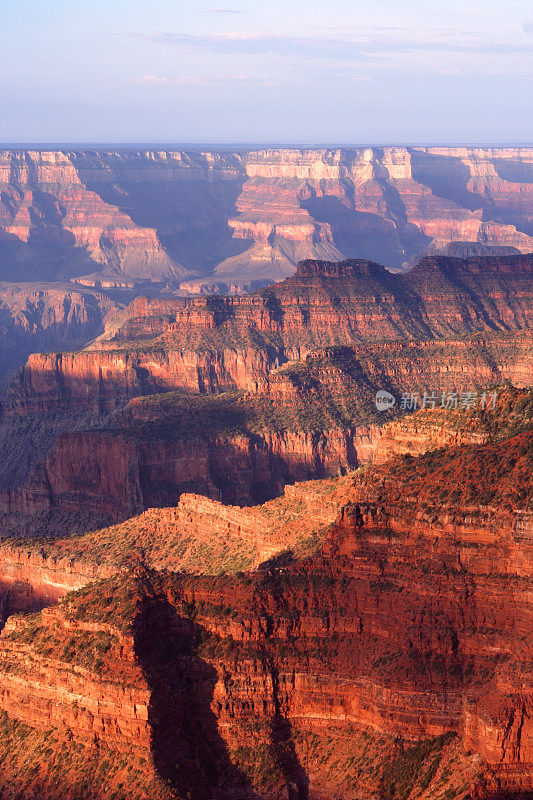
0;420;530;800
0;255;530;524
5;254;532;415
0;419;365;522
215;146;533;282
373;385;533;462
415;147;533;236
1;148;532;289
0;283;120;385
0;151;186;284
1;339;529;524
404;254;533;332
0;601;174;800
110;254;533;361
0;478;343;605
2;391;529;598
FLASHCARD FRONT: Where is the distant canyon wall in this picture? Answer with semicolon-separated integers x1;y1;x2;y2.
0;283;121;385
0;147;532;288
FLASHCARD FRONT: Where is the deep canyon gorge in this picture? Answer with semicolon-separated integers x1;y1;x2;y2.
0;147;531;800
1;147;532;289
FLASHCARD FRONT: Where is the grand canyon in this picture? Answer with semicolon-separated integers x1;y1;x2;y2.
1;147;532;289
1;147;531;380
0;146;531;800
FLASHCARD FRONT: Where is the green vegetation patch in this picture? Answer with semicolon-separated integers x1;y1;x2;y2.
379;732;457;800
0;710;172;800
45;510;258;576
5;618;123;679
389;430;533;510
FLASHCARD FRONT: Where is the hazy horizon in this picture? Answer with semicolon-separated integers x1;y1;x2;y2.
2;0;531;144
1;141;532;150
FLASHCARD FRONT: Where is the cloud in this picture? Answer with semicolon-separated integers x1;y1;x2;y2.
204;7;252;13
137;74;170;84
126;31;533;61
136;73;282;87
126;32;372;61
523;21;533;35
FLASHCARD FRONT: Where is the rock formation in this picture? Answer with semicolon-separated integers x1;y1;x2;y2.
0;399;530;799
0;282;121;386
1;148;532;290
0;151;187;284
5;254;532;412
0;256;530;526
0;246;530;798
0;336;530;529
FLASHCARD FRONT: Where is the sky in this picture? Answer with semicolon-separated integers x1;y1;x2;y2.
1;0;531;144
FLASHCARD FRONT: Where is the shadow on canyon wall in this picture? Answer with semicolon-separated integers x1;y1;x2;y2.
76;162;251;273
133;593;257;800
410;150;483;212
134;589;312;800
410;150;533;236
300;194;431;269
0;230;101;282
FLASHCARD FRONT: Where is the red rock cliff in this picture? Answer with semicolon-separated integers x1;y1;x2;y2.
0;424;530;799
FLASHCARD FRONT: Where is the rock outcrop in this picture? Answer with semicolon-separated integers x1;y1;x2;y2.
0;478;344;608
0;282;120;385
373;384;533;462
1;340;529;525
217;146;533;281
0;151;186;284
0;255;530;522
5;254;532;415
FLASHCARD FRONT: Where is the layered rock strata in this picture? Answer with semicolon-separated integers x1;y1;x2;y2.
1;341;530;524
1;148;532;288
4;255;532;416
0;421;530;799
0;255;530;530
0;282;120;385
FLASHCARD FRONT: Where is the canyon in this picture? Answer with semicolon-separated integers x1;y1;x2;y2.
1;145;531;386
0;254;531;530
0;393;530;800
0;241;530;799
0;281;123;387
0;147;532;295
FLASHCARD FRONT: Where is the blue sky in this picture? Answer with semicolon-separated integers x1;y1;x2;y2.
1;0;531;143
